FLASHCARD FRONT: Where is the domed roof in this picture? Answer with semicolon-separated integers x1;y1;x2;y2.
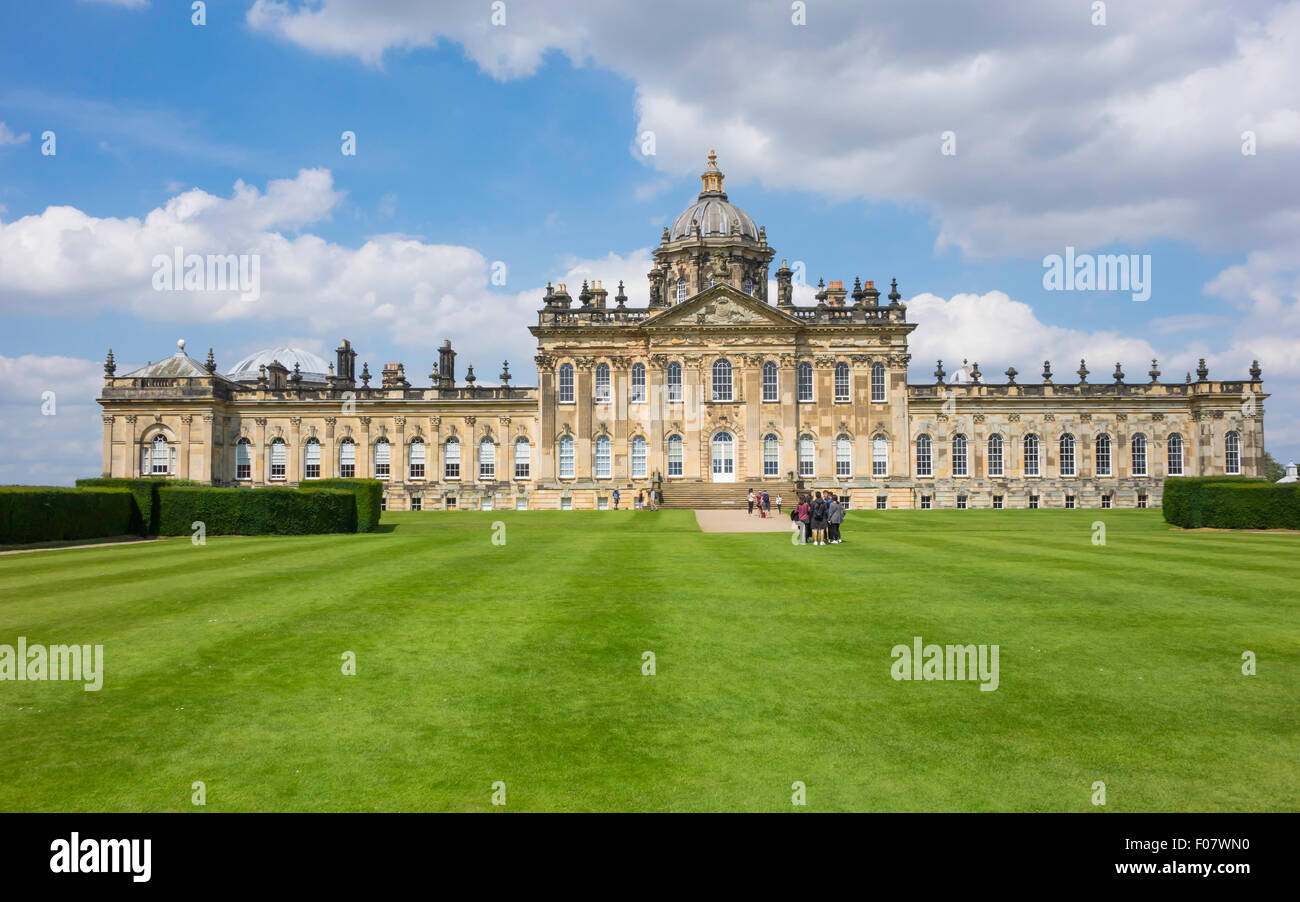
227;346;330;384
668;150;760;241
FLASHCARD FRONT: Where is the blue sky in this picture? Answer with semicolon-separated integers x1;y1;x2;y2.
2;0;1297;483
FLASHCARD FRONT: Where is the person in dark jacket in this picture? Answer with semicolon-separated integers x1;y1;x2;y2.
826;491;845;543
810;493;829;545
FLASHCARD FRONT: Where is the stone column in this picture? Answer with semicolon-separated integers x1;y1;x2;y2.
358;417;372;478
324;418;336;477
125;415;139;477
394;417;407;485
254;418;267;485
288;417;302;482
201;415;215;484
101;416;115;477
180;415;194;480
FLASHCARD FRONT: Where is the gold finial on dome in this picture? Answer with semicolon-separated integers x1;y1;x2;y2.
700;149;725;195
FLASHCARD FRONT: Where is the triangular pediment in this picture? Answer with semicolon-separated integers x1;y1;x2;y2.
643;284;803;329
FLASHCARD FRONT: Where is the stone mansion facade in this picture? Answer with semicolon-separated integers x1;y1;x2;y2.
96;152;1268;511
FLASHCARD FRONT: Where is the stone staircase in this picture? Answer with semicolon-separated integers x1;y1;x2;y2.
658;481;799;510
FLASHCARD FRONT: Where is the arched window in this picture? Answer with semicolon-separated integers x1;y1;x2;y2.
1167;433;1184;476
675;278;687;303
871;362;886;402
667;362;682;402
408;437;425;479
834;362;850;402
916;434;933;477
798;435;815;477
712;359;733;401
270;437;287;480
743;277;754;295
595;435;612;478
872;434;888;477
339;438;356;478
987;434;1003;477
558;436;575;478
304;437;321;479
952;434;968;477
631;435;648;478
479;438;496;480
1131;433;1148;477
630;363;646;403
763;433;779;477
836;434;852;477
1024;434;1040;477
667;435;684;477
443;437;459;480
236;437;252;480
1225;431;1241;474
1059;433;1076;477
373;437;391;479
1095;433;1112;477
151;434;170;475
762;361;778;402
558;364;575;404
797;361;813;402
594;363;611;402
514;437;530;479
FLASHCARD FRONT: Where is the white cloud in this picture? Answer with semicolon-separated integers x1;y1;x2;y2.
0;122;31;147
0;356;103;486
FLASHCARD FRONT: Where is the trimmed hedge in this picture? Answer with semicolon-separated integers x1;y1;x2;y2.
0;486;135;545
299;479;384;532
1162;477;1300;529
157;486;357;536
75;477;204;535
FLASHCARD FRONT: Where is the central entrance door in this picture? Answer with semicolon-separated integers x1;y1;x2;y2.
711;431;735;482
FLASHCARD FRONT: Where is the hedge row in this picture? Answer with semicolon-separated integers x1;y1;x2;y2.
157;486;357;536
0;486;135;545
75;477;204;534
1162;477;1300;529
299;479;383;532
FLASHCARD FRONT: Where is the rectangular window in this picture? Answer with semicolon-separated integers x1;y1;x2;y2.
270;442;286;480
1137;494;1148;509
988;440;1003;477
1029;495;1040;509
1102;494;1112;510
597;497;609;510
559;366;574;404
374;442;391;479
836;438;851;477
763;439;779;477
797;365;813;402
834;365;850;402
480;496;493;511
993;495;1003;509
798;437;814;477
1060;439;1076;477
559;440;575;479
236;443;252;480
304;442;321;479
956;495;968;510
444;442;460;480
668;439;683;477
920;495;932;510
339;442;356;479
479;442;495;481
1024;439;1040;477
630;366;646;403
952;439;968;477
1066;495;1076;509
876;495;887;510
445;496;457;510
667;365;682;402
410;497;421;511
872;439;887;477
514;441;530;479
515;496;528;510
560;497;573;510
595;440;611;479
762;365;778;402
632;439;647;479
409;442;425;479
595;366;611;402
871;365;886;402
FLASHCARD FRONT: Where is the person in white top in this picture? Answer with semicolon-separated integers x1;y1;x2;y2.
775;494;783;514
747;489;756;516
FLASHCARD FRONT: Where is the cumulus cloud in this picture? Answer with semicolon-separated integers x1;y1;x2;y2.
0;355;104;486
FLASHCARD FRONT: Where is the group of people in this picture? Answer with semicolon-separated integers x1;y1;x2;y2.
792;491;845;545
612;488;659;510
747;489;782;518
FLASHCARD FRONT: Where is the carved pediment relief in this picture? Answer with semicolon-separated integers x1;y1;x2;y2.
645;284;801;329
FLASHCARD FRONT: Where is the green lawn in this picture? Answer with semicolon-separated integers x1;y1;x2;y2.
0;509;1296;812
